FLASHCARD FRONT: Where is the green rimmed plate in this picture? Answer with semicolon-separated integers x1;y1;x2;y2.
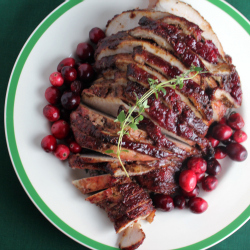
4;0;250;249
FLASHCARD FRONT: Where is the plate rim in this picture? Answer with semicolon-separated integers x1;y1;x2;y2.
4;0;250;249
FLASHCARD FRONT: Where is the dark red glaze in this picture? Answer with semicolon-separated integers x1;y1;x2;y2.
49;72;64;87
76;42;94;62
51;120;70;139
43;104;60;122
202;175;218;192
226;143;248;161
70;80;83;95
54;144;70;160
196;172;205;183
212;124;233;141
45;86;61;104
214;146;227;159
207;135;219;148
182;185;200;198
89;27;106;44
206;158;221;176
61;91;80;110
187;157;207;174
221;136;234;145
61;66;77;82
233;130;247;143
227;112;245;130
69;141;82;154
57;57;75;72
77;63;95;83
41;135;57;153
152;194;174;212
179;170;197;192
173;195;186;209
188;197;208;214
60;108;71;121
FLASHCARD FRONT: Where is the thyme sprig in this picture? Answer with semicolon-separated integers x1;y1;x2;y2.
106;65;204;177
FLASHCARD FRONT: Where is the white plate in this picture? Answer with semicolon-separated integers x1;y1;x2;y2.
5;0;250;249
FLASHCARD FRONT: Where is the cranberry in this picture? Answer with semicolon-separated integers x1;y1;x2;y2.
182;185;200;198
212;124;233;141
179;170;197;192
51;120;70;139
45;86;61;104
206;158;221;176
221;136;234;145
196;172;205;183
61;91;80;110
70;80;83;95
41;135;57;153
173;195;186;209
202;176;218;192
69;141;81;153
76;42;94;62
77;63;95;83
207;135;219;148
89;27;106;44
187;157;207;174
214;146;227;159
54;144;70;160
152;194;174;212
233;130;247;143
226;143;248;161
227;112;245;130
43;104;60;122
49;72;64;87
188;197;208;214
61;66;77;82
57;57;75;72
218;117;227;124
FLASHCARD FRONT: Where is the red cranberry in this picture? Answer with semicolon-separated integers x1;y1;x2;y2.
218;117;227;124
89;27;106;44
70;80;83;95
54;144;70;160
76;42;94;62
57;57;75;72
188;197;208;214
187;157;207;174
77;63;95;83
221;136;234;145
179;170;197;192
202;176;218;192
212;124;233;141
182;185;200;198
41;135;57;153
45;86;61;104
226;143;248;161
214;146;227;159
233;130;247;143
69;141;81;153
227;112;245;130
61;66;77;82
196;172;205;183
173;195;186;209
51;120;70;139
43;104;60;122
206;158;221;176
49;72;64;87
152;194;174;212
61;91;80;110
207;135;219;148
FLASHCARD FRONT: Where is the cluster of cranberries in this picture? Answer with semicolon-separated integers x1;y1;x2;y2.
152;112;247;214
41;27;105;160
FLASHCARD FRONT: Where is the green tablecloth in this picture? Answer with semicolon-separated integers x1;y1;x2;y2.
1;0;250;249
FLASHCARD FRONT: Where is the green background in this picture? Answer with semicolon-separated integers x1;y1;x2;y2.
1;0;250;249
